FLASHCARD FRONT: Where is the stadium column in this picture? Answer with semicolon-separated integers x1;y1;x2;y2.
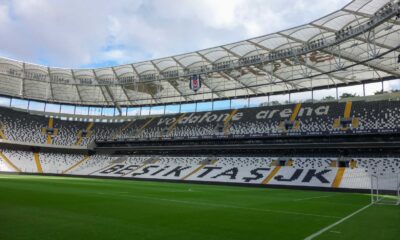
0;151;21;172
46;117;54;144
62;155;90;174
33;152;43;173
332;167;346;188
75;122;95;145
224;109;238;135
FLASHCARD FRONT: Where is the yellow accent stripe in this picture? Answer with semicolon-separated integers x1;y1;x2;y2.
333;119;340;129
75;136;83;146
181;159;218;180
62;155;90;174
286;160;293;167
261;166;282;184
224;109;238;126
136;118;154;137
75;122;95;145
87;163;114;175
0;151;21;172
332;167;345;188
344;101;352;118
113;121;135;138
224;123;232;135
46;117;54;144
290;103;302;122
223;109;239;135
181;164;206;180
33;152;43;173
0;128;6;140
350;160;357;169
86;122;95;131
352;118;359;128
48;117;54;128
122;121;135;131
167;113;186;135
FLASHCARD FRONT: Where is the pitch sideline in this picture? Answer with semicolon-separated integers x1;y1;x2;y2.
304;203;372;240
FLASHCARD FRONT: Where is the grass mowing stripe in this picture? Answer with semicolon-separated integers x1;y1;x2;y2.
3;174;395;240
93;191;341;219
293;195;332;201
304;203;373;240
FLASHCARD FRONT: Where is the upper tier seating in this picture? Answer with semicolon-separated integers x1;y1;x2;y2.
1;99;400;146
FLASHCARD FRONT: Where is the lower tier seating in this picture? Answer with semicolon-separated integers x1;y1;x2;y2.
0;149;399;190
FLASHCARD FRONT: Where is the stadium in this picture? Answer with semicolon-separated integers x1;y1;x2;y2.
0;0;399;239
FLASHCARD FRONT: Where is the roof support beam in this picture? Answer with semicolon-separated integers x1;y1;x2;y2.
129;64;162;105
218;46;265;94
342;9;400;25
194;51;254;96
92;70;119;111
104;86;122;115
150;60;191;102
253;65;304;91
172;56;225;99
278;32;400;77
20;63;25;97
310;23;399;53
248;39;348;85
71;70;83;103
47;67;54;101
239;41;304;90
111;67;136;106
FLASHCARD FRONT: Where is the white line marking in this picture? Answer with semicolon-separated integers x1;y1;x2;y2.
294;195;331;201
304;203;372;240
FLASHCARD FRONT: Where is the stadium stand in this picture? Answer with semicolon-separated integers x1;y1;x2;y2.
0;0;399;197
1;149;398;191
1;99;400;148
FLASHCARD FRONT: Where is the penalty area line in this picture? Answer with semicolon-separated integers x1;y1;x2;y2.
304;203;372;240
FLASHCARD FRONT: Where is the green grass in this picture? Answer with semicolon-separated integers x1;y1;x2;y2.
0;174;398;240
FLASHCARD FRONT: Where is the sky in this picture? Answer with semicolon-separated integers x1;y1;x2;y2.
0;0;351;69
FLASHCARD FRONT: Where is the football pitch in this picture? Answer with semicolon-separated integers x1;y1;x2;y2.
0;174;398;240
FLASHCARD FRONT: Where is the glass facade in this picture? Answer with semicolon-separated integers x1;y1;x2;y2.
0;79;398;117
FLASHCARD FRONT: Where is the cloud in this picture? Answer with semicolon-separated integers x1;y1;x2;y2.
0;0;350;68
0;3;9;24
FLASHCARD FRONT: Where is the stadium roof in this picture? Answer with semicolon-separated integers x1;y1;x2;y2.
0;0;399;107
